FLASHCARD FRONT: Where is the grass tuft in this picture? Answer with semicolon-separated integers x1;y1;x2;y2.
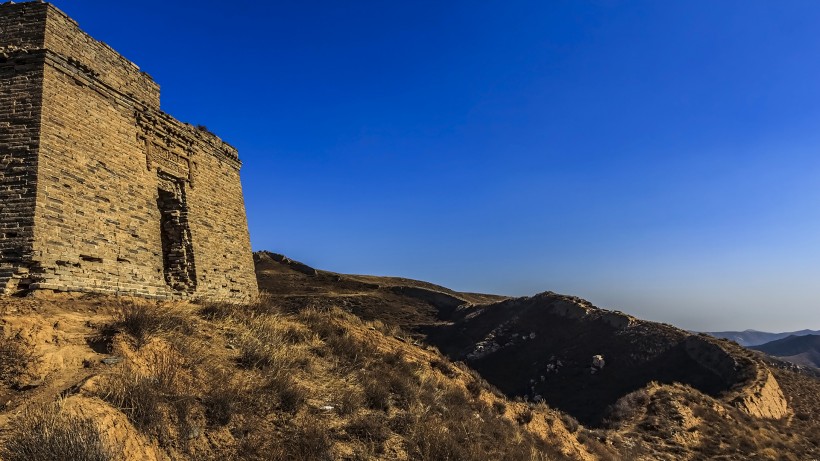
0;401;115;461
114;300;194;347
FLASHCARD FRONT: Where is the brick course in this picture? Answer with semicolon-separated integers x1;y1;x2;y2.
0;2;257;301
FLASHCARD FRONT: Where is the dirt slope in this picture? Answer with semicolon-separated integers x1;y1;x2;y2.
0;252;816;460
255;252;819;459
0;294;595;460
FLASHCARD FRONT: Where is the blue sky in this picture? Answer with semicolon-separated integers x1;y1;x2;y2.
57;1;820;331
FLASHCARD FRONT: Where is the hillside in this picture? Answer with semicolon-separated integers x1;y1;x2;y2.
751;335;820;369
706;329;820;347
0;295;589;460
254;252;820;459
0;252;816;460
425;293;788;427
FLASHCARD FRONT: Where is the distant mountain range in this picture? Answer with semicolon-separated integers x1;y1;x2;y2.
749;335;820;369
704;329;820;347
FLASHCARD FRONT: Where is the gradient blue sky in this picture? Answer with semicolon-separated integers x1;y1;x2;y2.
56;1;820;332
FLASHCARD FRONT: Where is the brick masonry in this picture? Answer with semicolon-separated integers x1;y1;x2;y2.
0;2;258;301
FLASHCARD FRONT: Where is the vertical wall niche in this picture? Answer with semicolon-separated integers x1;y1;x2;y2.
156;173;197;293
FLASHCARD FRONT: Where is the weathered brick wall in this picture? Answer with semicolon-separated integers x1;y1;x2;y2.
0;3;48;294
0;2;47;50
0;2;257;301
0;52;43;294
137;111;257;300
33;51;172;297
42;5;160;109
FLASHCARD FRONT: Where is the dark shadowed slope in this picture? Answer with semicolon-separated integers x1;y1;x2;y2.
425;292;785;427
751;335;820;369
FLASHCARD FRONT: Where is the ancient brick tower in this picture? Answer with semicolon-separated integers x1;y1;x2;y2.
0;2;258;300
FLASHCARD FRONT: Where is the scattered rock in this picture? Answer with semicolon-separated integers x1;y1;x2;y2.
186;426;201;439
101;356;123;365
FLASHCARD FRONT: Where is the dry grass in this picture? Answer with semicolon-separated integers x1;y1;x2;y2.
0;332;32;383
88;298;576;459
234;314;313;371
0;400;115;461
11;294;814;460
603;387;650;427
112;300;194;347
240;413;334;461
96;346;201;447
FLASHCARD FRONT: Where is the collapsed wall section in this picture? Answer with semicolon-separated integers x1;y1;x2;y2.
0;3;47;294
137;112;257;300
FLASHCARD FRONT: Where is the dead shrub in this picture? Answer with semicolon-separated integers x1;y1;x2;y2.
236;316;309;371
560;412;580;433
298;306;341;337
0;400;115;461
326;330;368;365
199;301;240;321
578;429;620;461
268;414;333;461
0;333;33;383
97;349;196;445
201;295;280;321
203;388;236;427
430;358;456;377
334;387;365;416
114;301;194;347
346;413;391;449
387;372;417;410
388;411;414;434
466;379;483;398
102;371;165;431
203;370;244;427
263;373;307;413
517;407;534;425
404;415;463;461
383;349;405;366
603;388;650;427
493;400;507;415
441;385;470;409
363;378;391;411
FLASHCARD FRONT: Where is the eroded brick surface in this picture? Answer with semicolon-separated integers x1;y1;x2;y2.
0;2;257;301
